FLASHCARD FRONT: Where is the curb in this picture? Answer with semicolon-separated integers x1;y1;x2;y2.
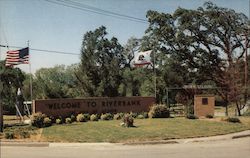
123;130;250;145
1;130;250;147
0;141;49;147
123;140;179;145
232;134;250;139
49;142;119;147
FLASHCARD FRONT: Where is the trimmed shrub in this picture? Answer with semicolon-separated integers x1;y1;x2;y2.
90;114;98;121
119;113;125;118
142;112;148;118
43;117;52;127
186;114;198;119
121;114;134;127
56;118;62;124
137;114;145;119
49;116;56;124
70;114;76;122
31;112;47;128
100;113;113;120
65;117;72;124
114;113;122;120
76;114;86;122
148;105;170;118
130;112;138;118
206;114;214;119
226;117;241;123
83;114;90;121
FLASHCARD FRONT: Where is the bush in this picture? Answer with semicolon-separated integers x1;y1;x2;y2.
83;114;90;121
137;114;145;119
100;113;113;120
18;131;30;139
121;114;134;127
226;117;241;123
90;114;98;121
114;113;122;120
65;117;72;124
5;132;14;139
49;116;56;124
142;112;148;118
130;112;138;118
31;112;47;128
148;105;170;118
70;114;76;122
76;114;87;122
56;118;62;124
186;114;198;119
206;114;214;119
43;117;52;127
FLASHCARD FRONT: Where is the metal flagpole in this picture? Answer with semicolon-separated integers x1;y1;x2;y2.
0;46;3;132
27;41;33;102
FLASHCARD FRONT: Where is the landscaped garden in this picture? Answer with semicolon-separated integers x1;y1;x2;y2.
41;117;250;143
2;104;250;143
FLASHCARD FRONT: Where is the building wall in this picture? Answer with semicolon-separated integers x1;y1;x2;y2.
194;95;215;117
33;97;155;117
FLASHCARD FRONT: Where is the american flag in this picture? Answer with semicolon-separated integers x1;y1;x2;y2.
5;47;29;67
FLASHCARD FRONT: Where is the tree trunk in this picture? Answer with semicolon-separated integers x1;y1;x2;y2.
0;102;3;132
236;101;242;116
225;104;228;116
224;99;229;116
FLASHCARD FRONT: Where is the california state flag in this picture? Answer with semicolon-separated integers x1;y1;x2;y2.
134;50;152;67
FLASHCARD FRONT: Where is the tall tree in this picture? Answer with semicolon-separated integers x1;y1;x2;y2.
0;60;25;113
145;2;249;115
122;37;153;97
33;65;79;99
76;26;126;97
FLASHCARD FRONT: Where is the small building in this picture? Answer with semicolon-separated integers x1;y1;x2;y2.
194;95;215;118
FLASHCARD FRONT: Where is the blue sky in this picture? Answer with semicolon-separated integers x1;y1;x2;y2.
0;0;249;73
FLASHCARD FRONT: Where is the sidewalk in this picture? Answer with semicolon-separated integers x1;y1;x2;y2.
1;130;250;147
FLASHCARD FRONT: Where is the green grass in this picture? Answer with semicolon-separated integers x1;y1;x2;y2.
42;118;250;143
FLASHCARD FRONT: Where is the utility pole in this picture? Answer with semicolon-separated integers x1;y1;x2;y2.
244;29;249;105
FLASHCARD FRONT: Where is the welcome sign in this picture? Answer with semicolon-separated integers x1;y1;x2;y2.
33;97;155;117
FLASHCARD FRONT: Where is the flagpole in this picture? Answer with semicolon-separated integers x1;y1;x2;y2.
27;41;33;102
0;44;3;133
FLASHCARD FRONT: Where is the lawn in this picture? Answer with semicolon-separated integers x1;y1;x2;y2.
42;118;250;143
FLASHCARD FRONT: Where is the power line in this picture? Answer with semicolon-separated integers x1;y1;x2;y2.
44;0;148;24
62;0;148;23
0;44;80;56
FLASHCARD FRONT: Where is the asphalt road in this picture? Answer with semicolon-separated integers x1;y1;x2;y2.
1;138;250;158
